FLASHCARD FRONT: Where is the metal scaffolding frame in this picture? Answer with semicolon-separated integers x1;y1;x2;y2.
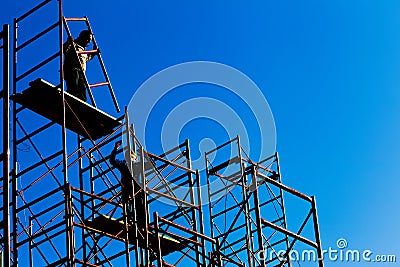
71;120;214;266
0;1;324;267
1;23;11;267
8;0;123;266
2;2;215;266
205;136;324;267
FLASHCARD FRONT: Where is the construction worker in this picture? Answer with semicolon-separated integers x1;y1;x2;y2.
63;30;95;102
110;141;146;227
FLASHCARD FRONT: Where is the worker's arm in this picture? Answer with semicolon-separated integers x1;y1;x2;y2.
63;36;74;54
87;43;98;61
110;142;125;169
85;50;95;62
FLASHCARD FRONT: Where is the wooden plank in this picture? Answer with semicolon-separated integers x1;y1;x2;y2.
11;78;120;140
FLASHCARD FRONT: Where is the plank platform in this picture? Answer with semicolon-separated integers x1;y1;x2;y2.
85;215;191;256
11;78;121;140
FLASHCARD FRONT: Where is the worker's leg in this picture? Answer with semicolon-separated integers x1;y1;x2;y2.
134;193;146;228
65;67;87;102
76;69;88;102
122;192;134;223
64;67;79;97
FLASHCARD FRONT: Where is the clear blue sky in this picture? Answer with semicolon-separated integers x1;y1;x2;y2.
2;1;400;266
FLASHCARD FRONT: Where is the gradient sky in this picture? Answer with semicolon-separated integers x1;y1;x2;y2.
2;1;400;266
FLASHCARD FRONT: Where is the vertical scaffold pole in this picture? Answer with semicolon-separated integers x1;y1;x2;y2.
196;170;206;267
59;1;74;266
275;152;292;267
12;17;18;267
78;137;86;264
154;212;163;267
89;152;99;265
28;217;33;267
122;108;132;265
237;136;252;267
2;23;11;267
251;166;266;267
311;196;324;267
140;147;150;265
185;139;201;266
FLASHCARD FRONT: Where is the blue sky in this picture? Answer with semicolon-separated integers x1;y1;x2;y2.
2;0;400;266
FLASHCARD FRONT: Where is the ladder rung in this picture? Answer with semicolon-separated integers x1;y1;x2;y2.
76;49;99;55
64;17;87;22
90;81;109;88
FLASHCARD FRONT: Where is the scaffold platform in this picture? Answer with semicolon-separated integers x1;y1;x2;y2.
85;215;193;256
11;78;121;140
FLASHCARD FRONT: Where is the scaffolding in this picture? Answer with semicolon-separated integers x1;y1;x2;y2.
1;1;324;267
205;137;323;267
1;23;11;267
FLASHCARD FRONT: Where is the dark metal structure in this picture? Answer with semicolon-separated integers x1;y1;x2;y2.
205;137;324;267
0;1;324;267
1;23;11;267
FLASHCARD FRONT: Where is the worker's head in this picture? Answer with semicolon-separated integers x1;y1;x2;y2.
119;141;138;164
76;30;92;47
130;150;138;163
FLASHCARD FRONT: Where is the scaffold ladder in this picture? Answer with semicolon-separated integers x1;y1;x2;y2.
63;16;120;113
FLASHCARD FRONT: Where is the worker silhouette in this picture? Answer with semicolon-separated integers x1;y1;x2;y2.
110;141;146;227
63;30;95;102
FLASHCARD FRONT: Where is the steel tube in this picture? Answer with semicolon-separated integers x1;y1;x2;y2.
147;188;199;209
275;152;293;267
16;121;55;145
154;212;163;267
147;152;196;174
15;52;59;82
260;218;317;248
16;21;59;51
2;23;11;267
64;18;87;21
204;136;238;156
312;196;324;267
84;17;117;111
251;166;265;267
89;81;109;88
12;18;19;265
256;171;312;202
16;0;52;23
157;216;216;244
